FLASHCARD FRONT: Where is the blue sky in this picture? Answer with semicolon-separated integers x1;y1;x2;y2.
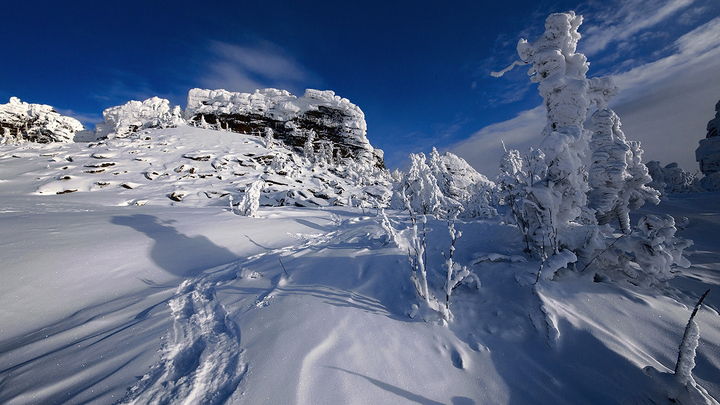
2;0;719;175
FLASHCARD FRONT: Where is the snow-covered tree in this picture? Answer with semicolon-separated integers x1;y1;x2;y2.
646;161;704;195
264;127;275;149
427;147;497;218
588;109;660;233
494;11;618;261
238;180;264;217
303;129;315;161
391;152;449;217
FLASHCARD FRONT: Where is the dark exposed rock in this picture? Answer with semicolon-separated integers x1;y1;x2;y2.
696;99;720;190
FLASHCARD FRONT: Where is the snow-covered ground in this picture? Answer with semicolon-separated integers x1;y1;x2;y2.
0;126;718;404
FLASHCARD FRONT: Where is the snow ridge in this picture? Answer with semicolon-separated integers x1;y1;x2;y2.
121;265;246;405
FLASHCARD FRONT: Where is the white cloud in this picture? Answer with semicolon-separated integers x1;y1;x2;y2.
581;0;695;56
447;106;545;178
609;16;720;171
198;41;319;95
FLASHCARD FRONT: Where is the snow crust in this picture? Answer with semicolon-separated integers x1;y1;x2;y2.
0;97;84;144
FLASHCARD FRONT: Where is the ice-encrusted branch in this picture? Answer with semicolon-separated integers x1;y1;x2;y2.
675;289;710;384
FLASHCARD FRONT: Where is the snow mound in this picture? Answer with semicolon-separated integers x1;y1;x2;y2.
0;97;84;144
94;96;184;139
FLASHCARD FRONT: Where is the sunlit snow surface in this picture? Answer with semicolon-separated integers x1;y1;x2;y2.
0;127;718;404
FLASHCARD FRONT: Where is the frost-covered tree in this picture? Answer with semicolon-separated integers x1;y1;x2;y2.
588;109;660;233
237;180;264;217
264;127;274;149
390;152;449;217
303;129;315;161
646;161;704;195
494;11;618;261
496;147;548;252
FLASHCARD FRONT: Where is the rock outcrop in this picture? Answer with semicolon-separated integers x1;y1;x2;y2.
0;97;84;144
94;96;184;139
695;99;720;190
184;88;384;168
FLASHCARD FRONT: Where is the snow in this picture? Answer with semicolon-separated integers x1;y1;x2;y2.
1;123;718;404
1;10;720;404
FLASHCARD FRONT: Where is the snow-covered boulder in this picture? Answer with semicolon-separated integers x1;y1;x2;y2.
94;97;184;139
0;97;84;144
184;88;384;168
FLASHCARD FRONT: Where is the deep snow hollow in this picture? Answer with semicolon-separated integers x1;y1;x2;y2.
0;127;718;404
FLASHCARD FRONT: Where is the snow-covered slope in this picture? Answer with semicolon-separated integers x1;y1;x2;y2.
0;125;389;210
0;124;718;404
0;97;84;144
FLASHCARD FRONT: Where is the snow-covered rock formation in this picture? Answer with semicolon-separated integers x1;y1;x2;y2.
0;97;84;144
696;99;720;191
185;88;384;168
94;97;184;139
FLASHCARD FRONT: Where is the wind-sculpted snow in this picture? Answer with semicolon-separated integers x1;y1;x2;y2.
0;125;391;209
0;97;84;144
121;264;247;405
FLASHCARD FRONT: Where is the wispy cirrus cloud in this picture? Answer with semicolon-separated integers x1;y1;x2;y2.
580;0;695;56
197;41;321;95
448;106;545;177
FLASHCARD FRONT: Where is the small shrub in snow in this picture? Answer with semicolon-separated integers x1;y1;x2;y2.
264;127;274;149
303;129;316;162
404;194;430;303
237;180;264;217
442;213;480;315
597;214;693;282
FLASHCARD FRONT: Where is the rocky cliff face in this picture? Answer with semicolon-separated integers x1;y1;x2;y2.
696;99;720;190
0;97;84;144
185;88;384;168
